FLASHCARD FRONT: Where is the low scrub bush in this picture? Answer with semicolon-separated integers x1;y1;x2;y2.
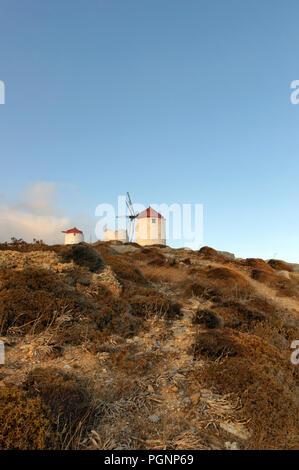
24;367;94;449
192;329;299;449
0;385;55;450
102;254;146;284
124;286;181;319
59;244;105;273
0;268;90;335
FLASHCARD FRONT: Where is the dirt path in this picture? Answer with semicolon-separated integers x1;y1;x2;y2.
2;291;252;450
94;296;250;450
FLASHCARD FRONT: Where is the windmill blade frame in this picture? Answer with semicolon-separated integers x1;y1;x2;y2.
114;192;138;242
128;217;136;242
126;192;136;218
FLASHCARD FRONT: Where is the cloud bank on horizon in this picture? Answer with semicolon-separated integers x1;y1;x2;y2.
0;182;70;244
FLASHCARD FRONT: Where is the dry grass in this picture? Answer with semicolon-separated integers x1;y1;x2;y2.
101;254;146;285
137;263;189;284
24;367;95;449
192;328;299;449
1;241;299;450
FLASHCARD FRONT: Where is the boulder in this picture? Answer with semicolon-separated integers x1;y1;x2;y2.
217;250;235;260
111;245;141;254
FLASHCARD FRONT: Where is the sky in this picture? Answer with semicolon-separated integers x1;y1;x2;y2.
0;0;299;261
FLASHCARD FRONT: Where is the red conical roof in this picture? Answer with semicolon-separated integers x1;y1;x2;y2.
62;227;83;234
137;207;164;219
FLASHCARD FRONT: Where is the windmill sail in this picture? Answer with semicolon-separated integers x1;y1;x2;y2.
115;192;138;242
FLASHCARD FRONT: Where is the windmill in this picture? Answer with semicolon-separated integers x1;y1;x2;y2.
116;192;138;242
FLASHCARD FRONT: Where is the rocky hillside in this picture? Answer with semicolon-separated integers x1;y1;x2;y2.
0;240;298;450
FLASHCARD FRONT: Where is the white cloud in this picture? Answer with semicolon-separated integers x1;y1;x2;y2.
15;181;62;216
0;182;70;244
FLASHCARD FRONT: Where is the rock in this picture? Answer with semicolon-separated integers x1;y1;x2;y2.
92;267;122;296
110;245;141;254
269;333;289;350
220;422;250;440
217;251;235;260
149;414;160;423
190;392;201;404
289;263;299;273
206;435;224;450
225;441;239;450
277;270;290;279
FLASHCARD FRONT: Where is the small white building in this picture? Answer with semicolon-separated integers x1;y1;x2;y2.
62;227;84;245
135;207;166;246
104;229;128;243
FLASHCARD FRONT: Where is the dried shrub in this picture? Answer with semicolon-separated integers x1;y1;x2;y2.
109;347;162;375
91;305;139;338
24;368;93;448
0;268;93;335
197;246;229;263
193;308;224;329
242;258;275;272
193;329;247;358
182;279;220;300
137;264;187;284
0;385;55;450
268;259;293;272
92;242;117;258
208;299;271;330
252;269;299;299
59;244;105;273
148;255;168;266
131;248;177;268
206;266;248;287
102;254;146;284
124;242;141;248
123;285;181;319
197;246;219;258
0;240;69;255
182;266;254;302
252;269;283;284
0;265;141;344
193;329;299;449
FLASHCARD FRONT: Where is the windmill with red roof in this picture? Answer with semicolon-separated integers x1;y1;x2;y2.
135;206;166;246
62;227;84;245
114;193;166;246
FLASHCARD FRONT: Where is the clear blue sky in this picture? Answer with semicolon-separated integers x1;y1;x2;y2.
0;0;299;261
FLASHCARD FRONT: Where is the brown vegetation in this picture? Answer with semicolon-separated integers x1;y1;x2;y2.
0;242;298;450
24;367;94;449
192;328;299;449
0;385;55;450
268;259;293;272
